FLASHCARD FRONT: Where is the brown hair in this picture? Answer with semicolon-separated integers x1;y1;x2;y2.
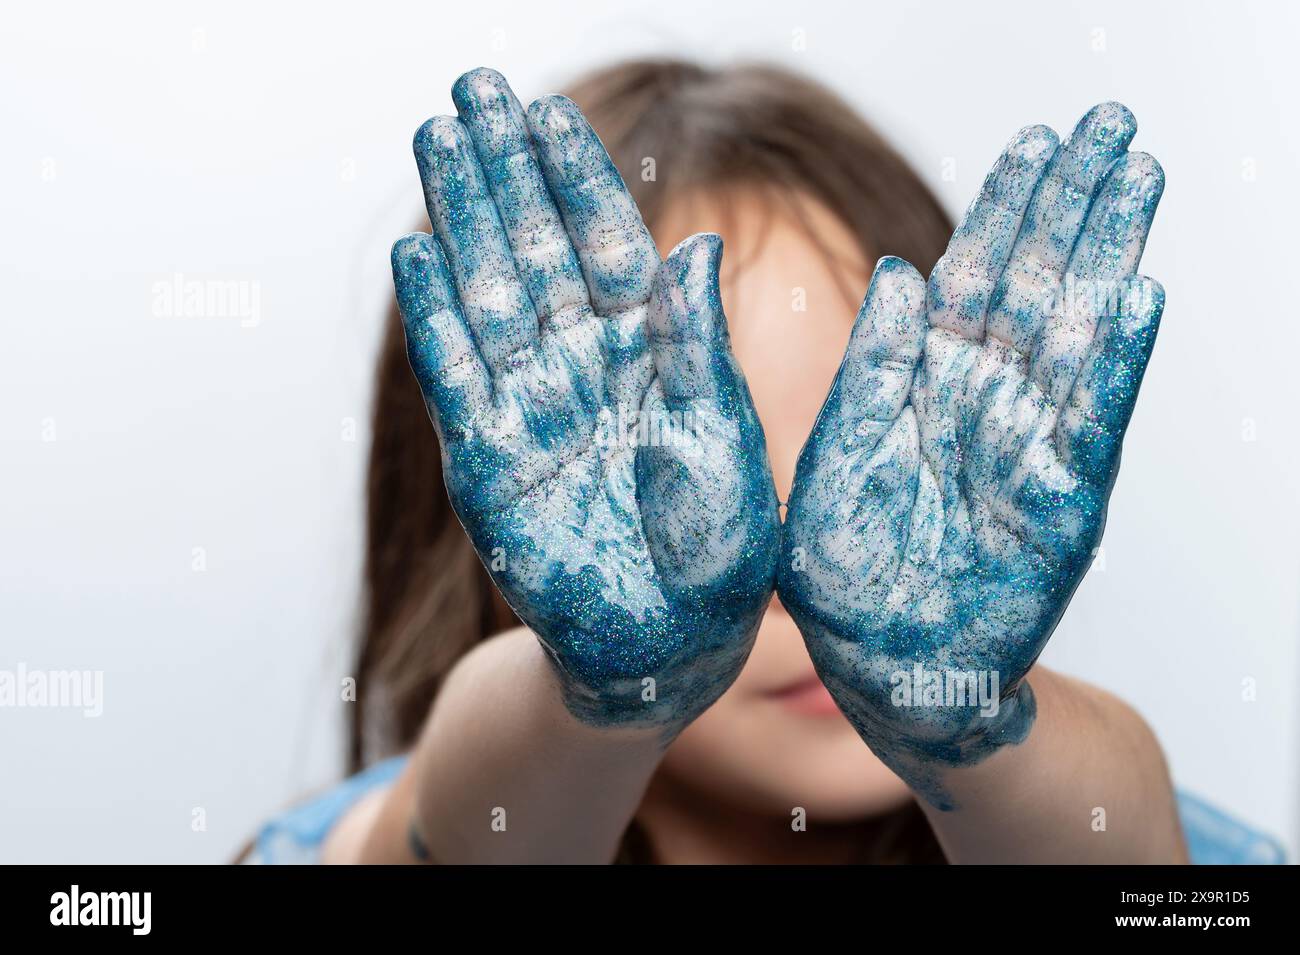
352;59;953;863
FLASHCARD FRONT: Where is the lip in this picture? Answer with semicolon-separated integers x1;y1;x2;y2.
765;673;842;717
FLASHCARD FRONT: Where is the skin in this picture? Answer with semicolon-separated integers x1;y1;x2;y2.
645;193;915;825
327;69;1186;863
778;106;1169;808
393;70;780;738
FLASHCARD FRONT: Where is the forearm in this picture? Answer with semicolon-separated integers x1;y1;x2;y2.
355;627;667;864
916;666;1188;864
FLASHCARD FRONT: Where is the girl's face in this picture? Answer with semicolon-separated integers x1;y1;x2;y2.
648;192;912;819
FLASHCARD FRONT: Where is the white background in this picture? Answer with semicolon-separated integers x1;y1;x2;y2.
1;0;1296;863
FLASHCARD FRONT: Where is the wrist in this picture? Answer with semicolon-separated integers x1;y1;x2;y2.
535;618;757;742
818;660;1040;810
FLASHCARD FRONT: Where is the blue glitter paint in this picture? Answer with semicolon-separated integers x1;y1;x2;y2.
393;69;780;739
778;104;1166;808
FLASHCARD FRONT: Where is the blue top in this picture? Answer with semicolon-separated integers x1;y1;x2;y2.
248;755;1286;865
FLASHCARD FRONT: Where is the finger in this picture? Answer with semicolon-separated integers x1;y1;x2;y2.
637;238;780;596
391;232;493;441
413;115;540;374
526;94;659;315
637;377;780;593
451;68;592;333
648;233;748;407
1056;276;1164;486
927;124;1059;340
809;257;926;457
985;102;1138;356
1030;152;1165;408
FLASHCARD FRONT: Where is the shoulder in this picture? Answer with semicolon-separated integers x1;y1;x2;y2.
1176;791;1287;865
245;755;410;865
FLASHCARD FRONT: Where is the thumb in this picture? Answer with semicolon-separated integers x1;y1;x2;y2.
808;256;926;458
648;232;742;407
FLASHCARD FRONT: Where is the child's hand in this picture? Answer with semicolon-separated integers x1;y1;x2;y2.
392;69;780;736
778;104;1165;804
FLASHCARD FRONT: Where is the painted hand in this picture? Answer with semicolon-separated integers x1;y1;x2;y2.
391;69;780;735
778;104;1165;804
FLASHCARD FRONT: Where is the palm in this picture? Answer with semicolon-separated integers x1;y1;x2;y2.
392;70;779;730
780;104;1165;779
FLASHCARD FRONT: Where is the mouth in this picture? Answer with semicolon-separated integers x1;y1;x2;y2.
764;673;842;717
